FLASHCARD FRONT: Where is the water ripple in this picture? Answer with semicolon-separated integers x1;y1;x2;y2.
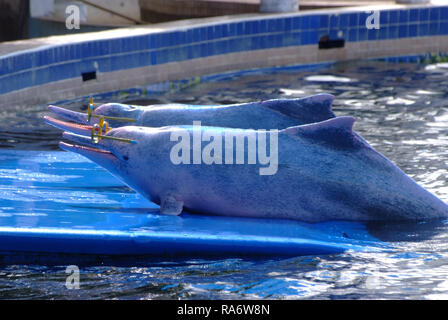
2;61;448;299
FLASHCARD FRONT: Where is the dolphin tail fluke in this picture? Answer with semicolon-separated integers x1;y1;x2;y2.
263;93;335;125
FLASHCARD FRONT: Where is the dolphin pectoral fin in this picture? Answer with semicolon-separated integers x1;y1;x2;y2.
263;93;335;124
160;195;184;216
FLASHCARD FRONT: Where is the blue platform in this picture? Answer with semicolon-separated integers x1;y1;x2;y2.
0;150;387;259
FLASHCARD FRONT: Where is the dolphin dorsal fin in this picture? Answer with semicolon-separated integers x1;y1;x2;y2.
283;116;360;149
263;93;335;124
302;116;355;133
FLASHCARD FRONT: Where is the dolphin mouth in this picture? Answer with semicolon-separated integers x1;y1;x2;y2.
61;131;102;149
59;141;112;155
48;105;89;124
59;141;118;163
44;116;107;136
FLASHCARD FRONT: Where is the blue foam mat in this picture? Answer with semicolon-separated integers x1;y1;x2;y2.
0;150;387;257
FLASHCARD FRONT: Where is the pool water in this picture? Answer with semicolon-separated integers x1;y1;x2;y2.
1;60;448;299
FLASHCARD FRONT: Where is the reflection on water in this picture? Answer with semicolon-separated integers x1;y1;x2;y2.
1;61;448;299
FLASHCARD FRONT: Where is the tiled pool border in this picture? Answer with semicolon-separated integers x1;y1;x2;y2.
0;4;447;105
51;51;448;106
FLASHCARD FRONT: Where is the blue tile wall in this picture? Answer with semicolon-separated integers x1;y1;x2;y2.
1;5;448;95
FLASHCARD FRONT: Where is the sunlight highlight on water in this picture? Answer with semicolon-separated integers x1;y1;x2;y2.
1;61;448;299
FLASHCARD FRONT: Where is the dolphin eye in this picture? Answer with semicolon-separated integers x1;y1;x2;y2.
123;155;129;161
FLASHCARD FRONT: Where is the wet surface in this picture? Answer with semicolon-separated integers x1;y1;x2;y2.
1;60;448;299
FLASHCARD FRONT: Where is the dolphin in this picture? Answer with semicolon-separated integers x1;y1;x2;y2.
58;117;448;222
46;94;336;131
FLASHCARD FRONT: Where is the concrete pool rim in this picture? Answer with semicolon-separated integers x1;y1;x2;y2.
0;3;447;106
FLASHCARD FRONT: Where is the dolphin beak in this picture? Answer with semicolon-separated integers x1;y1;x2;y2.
48;105;89;124
44;116;106;136
62;131;101;149
59;142;119;169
